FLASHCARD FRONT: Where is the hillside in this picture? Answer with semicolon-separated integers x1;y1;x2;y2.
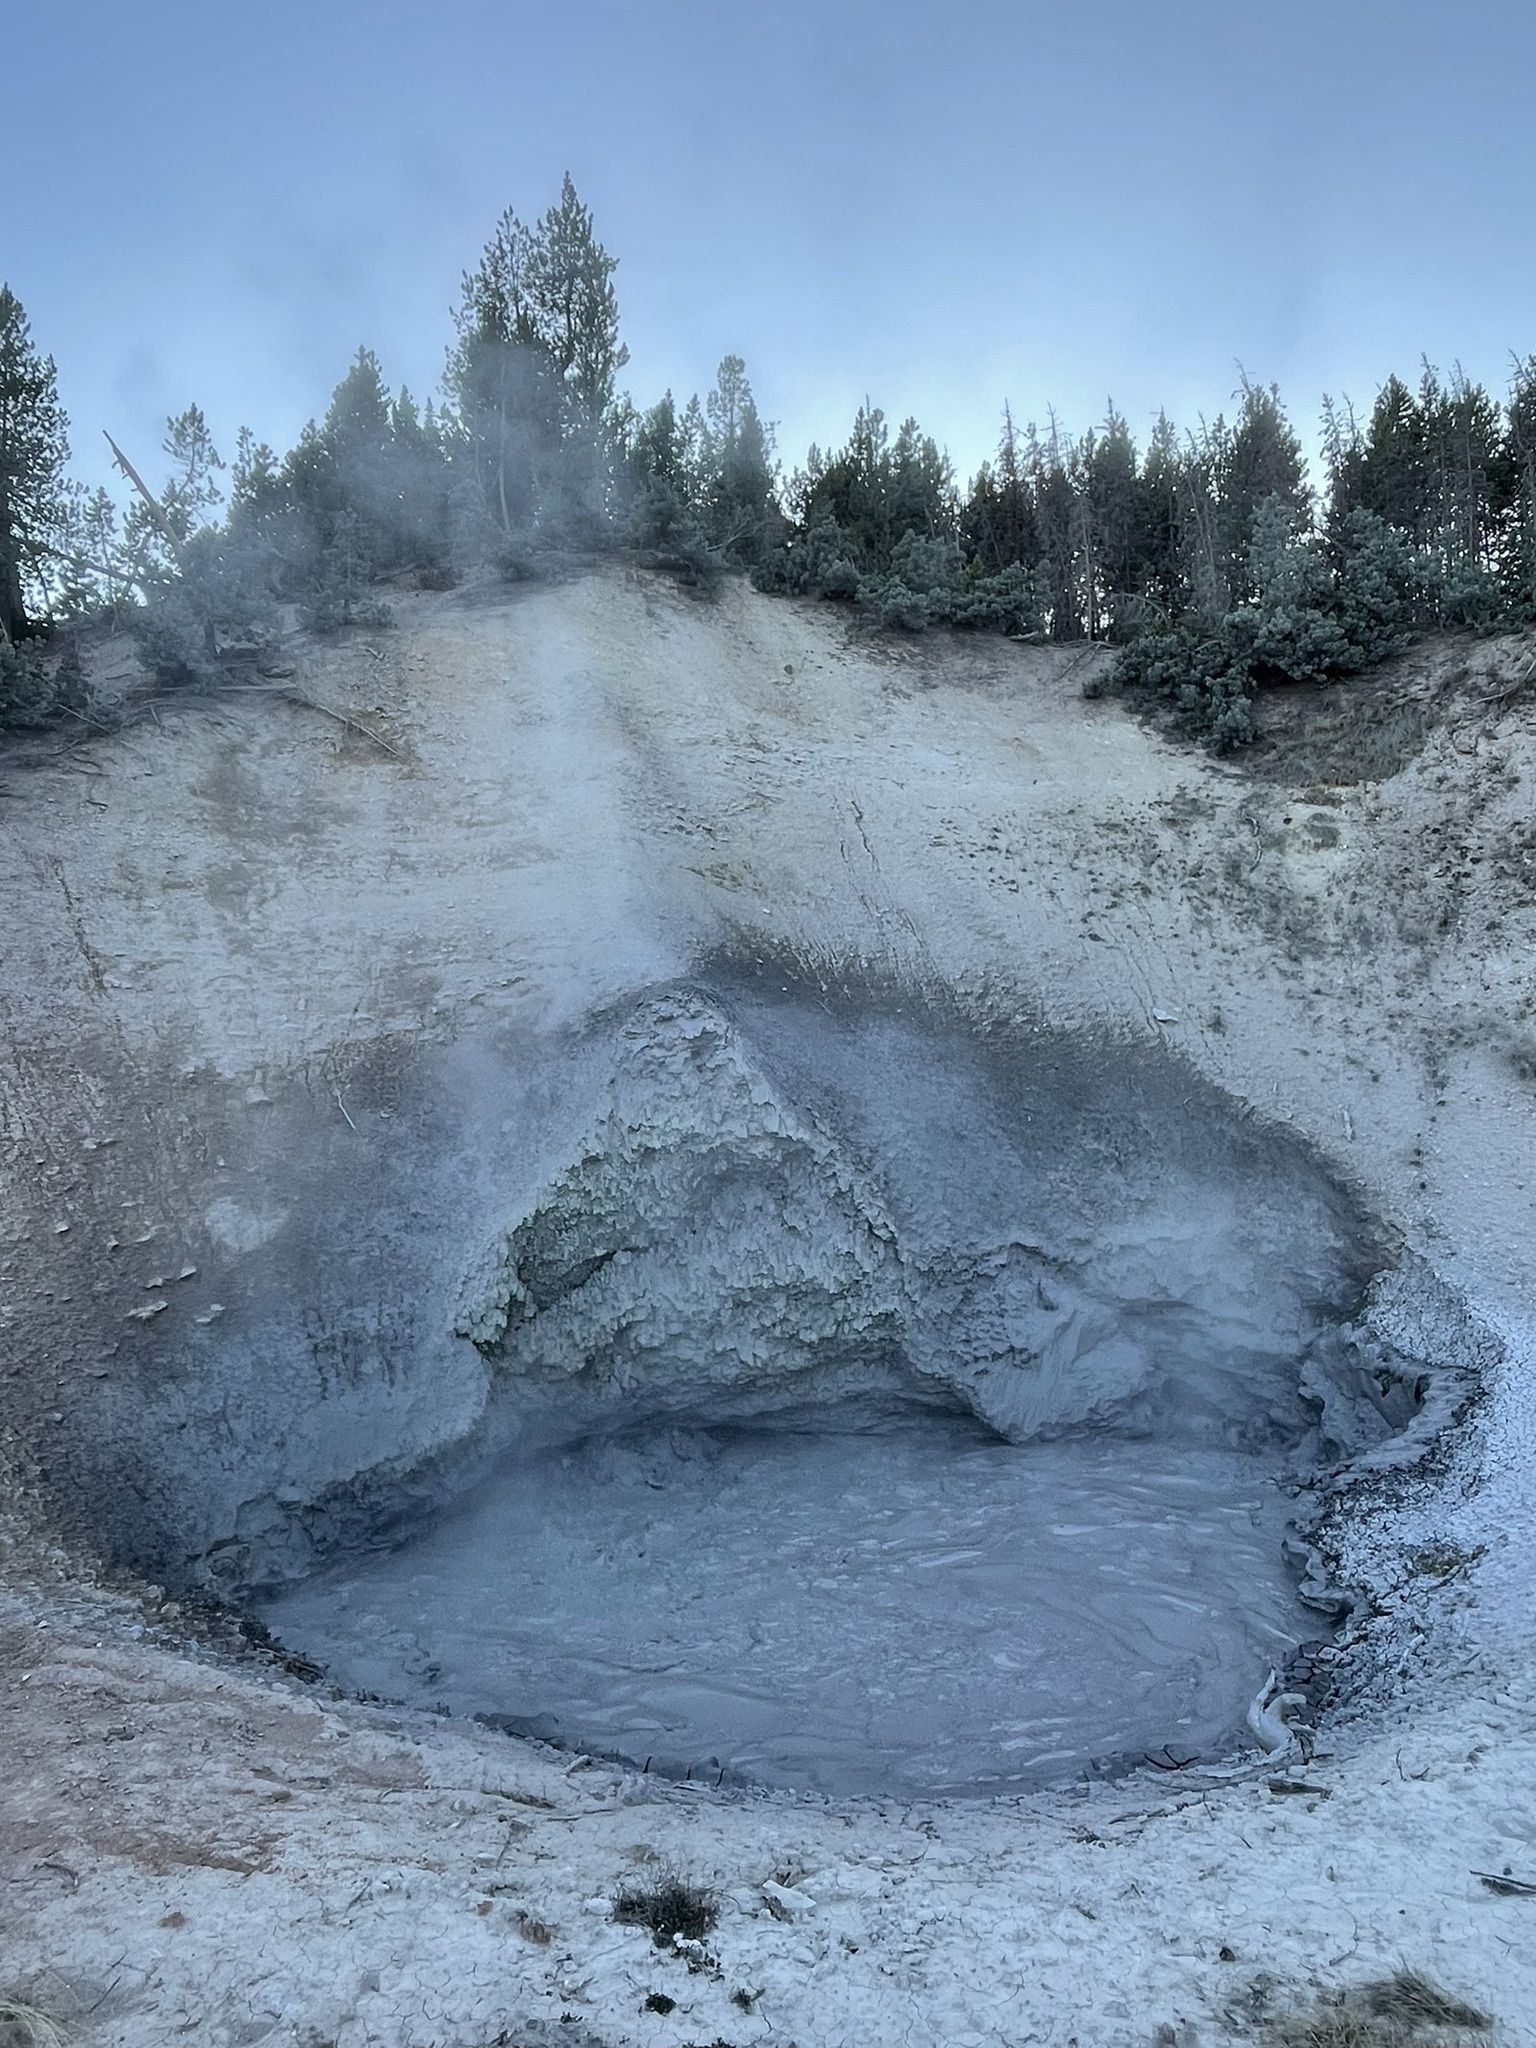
2;571;1535;2045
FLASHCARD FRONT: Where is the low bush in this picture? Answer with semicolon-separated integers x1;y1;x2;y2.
612;1874;719;1950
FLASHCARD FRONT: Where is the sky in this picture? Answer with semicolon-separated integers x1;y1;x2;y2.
9;0;1536;500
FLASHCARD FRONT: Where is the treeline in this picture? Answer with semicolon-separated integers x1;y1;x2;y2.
3;177;1535;744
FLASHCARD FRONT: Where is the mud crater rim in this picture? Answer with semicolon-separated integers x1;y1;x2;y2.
211;986;1459;1800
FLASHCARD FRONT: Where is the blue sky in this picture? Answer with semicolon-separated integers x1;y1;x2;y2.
10;0;1536;497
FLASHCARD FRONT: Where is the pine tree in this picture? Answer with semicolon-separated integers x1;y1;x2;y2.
525;175;628;425
388;386;452;571
1424;363;1503;577
1027;415;1082;640
963;406;1036;573
1086;405;1139;630
323;346;392;468
1320;392;1366;534
230;426;283;521
1176;417;1230;616
1219;377;1306;600
449;204;559;544
1500;356;1536;619
1357;375;1427;540
159;404;225;547
703;356;778;562
801;401;899;569
888;417;954;542
311;346;412;568
448;179;627;548
678;394;711;495
57;484;130;616
624;390;710;558
0;285;70;641
1134;411;1183;619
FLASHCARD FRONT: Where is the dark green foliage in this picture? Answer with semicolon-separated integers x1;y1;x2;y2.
296;508;395;633
1108;497;1454;747
857;531;968;629
447;175;627;552
1111;621;1259;748
963;405;1036;572
703;355;779;565
620;385;728;587
785;402;956;576
55;484;133;620
16;179;1536;755
254;352;453;596
1221;377;1307;600
132;582;216;688
755;504;860;599
133;524;280;686
950;561;1050;635
1086;405;1140;628
160;404;225;547
853;532;1047;636
1330;510;1426;660
1501;356;1536;618
0;635;61;727
0;284;70;642
1029;420;1082;639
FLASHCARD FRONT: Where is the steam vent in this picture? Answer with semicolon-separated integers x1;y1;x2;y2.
3;575;1531;2042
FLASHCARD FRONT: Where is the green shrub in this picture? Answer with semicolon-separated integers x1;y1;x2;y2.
0;638;60;728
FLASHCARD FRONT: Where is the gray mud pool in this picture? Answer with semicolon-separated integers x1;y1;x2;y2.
258;1407;1307;1798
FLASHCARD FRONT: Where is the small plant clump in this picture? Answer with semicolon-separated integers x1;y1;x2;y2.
0;2000;69;2048
1406;1540;1487;1581
613;1874;720;1950
1264;1970;1493;2048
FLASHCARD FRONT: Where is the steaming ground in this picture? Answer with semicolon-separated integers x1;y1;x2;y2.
3;571;1536;2043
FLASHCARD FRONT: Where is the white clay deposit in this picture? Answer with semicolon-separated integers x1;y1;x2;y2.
3;571;1535;2045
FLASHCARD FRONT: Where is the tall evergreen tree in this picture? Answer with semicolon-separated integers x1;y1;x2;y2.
56;483;130;616
447;178;626;546
1356;374;1428;540
0;285;69;641
1421;362;1503;575
1086;405;1140;631
800;401;893;568
1028;415;1082;640
888;416;955;541
1320;392;1366;534
525;174;628;425
1219;377;1306;600
1134;410;1184;618
1501;356;1536;619
160;404;225;546
703;355;777;561
1176;417;1230;615
449;204;560;543
963;405;1036;572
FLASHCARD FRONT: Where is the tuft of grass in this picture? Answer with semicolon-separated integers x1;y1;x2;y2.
1265;1970;1492;2048
1361;1976;1491;2031
1407;1541;1487;1582
613;1874;720;1950
0;2004;69;2048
